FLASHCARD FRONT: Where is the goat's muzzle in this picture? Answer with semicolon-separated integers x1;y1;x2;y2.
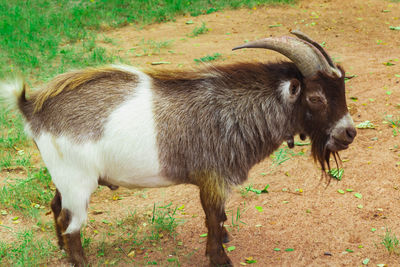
326;113;356;152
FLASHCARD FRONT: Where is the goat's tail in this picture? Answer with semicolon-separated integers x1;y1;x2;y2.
0;78;27;113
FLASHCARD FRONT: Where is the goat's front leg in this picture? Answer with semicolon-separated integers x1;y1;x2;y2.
200;184;232;267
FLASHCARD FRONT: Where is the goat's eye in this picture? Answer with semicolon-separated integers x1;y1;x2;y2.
309;96;321;104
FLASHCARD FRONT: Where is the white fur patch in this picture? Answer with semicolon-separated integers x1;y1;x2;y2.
100;69;171;188
30;66;173;233
279;80;300;104
0;79;24;111
329;113;354;136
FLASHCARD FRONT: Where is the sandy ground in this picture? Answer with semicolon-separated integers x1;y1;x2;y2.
1;0;400;266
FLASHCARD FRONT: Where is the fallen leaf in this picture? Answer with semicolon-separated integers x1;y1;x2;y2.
200;233;208;237
285;248;294;252
354;193;362;199
268;24;282;28
389;26;400;30
255;206;263;212
227;246;236;252
245;256;257;263
356;121;375;129
128;250;136;258
329;168;344;180
383;61;395;66
338;189;345;194
362;258;370;265
151;61;171;65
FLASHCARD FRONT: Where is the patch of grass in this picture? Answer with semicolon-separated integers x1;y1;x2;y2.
189;22;209;37
271;146;304;167
0;229;57;266
0;0;294;81
383;115;400;137
0;108;27;150
150;202;182;240
0;167;53;218
381;228;400;255
230;206;246;230
134;39;174;57
0;151;12;171
194;53;223;64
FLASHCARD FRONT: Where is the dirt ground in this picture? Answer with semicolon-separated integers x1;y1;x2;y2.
2;0;400;266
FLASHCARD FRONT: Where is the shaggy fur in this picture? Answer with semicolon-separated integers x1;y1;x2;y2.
18;67;138;142
1;55;354;267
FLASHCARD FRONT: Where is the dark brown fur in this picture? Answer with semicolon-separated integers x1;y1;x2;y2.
152;62;304;186
18;67;138;142
51;190;86;266
301;66;348;173
150;62;349;266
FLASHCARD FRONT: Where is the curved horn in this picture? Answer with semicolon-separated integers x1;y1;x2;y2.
232;34;339;78
290;30;341;77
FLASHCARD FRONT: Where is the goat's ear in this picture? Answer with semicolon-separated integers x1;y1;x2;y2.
280;79;301;103
283;79;301;103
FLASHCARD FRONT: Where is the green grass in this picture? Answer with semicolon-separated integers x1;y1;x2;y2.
0;0;294;81
381;228;400;255
384;115;400;137
0;167;53;218
134;39;174;57
194;53;223;64
0;109;27;150
0;230;57;266
271;146;304;167
189;22;209;37
150;202;182;240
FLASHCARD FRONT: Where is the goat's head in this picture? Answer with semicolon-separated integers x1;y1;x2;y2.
233;30;356;172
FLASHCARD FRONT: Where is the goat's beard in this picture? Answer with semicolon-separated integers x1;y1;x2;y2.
310;133;341;185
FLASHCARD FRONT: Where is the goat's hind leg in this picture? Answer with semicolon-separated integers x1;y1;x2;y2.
51;172;97;267
57;208;86;267
51;189;64;249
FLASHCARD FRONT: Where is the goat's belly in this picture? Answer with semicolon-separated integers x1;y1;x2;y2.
104;175;175;189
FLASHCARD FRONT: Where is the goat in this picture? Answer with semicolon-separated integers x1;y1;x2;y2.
0;30;356;266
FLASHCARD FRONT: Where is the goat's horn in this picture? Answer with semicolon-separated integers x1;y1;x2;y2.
290;30;341;77
232;35;338;78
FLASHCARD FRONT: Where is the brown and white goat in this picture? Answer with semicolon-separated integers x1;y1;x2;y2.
0;31;356;266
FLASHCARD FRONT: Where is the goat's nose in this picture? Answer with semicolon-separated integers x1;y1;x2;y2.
345;127;357;142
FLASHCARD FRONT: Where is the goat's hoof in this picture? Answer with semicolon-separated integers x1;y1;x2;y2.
108;185;119;190
210;257;233;267
222;231;230;243
70;257;87;267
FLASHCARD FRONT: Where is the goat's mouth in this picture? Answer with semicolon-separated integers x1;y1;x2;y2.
325;137;351;152
310;134;343;180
